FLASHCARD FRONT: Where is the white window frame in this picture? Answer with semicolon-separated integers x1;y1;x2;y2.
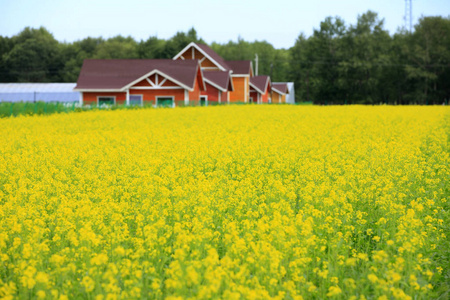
129;94;143;106
97;96;116;107
200;95;208;106
156;96;175;108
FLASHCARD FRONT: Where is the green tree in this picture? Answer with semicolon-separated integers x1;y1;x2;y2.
0;36;13;82
308;16;346;104
405;16;450;104
163;28;205;59
338;11;391;104
138;36;166;59
3;27;63;82
61;37;104;82
93;36;138;59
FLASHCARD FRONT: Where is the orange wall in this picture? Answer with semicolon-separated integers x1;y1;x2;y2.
272;92;281;104
229;76;248;102
130;89;185;106
83;92;126;105
261;90;270;103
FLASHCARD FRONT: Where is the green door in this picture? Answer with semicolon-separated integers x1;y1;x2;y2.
157;97;173;107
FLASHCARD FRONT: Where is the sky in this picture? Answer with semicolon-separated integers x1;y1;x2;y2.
1;0;449;49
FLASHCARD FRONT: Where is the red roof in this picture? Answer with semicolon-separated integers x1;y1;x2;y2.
75;59;201;91
250;76;271;94
272;83;289;94
227;60;253;75
203;71;233;92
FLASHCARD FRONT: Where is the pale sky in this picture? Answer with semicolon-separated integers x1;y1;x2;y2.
1;0;449;49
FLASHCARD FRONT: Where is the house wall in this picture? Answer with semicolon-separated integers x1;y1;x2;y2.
281;94;287;104
82;92;126;106
201;82;228;103
230;76;248;103
272;92;282;104
202;82;220;102
249;90;258;103
261;90;270;103
188;73;202;106
129;89;185;106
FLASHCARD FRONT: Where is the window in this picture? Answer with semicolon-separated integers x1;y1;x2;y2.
129;95;142;106
98;96;115;106
200;96;208;106
156;96;174;108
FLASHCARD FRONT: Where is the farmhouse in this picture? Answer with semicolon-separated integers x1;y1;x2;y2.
271;82;289;104
74;59;205;107
174;42;252;103
249;76;271;104
73;43;293;107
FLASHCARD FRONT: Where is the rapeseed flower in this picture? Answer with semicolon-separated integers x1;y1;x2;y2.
0;106;447;299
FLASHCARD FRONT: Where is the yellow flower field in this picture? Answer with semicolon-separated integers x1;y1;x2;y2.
0;105;448;299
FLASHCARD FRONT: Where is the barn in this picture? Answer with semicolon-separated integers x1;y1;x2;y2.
74;59;206;107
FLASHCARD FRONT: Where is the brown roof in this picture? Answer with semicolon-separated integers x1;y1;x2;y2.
75;59;200;90
227;60;253;75
250;75;271;94
196;44;231;71
272;83;289;95
203;71;233;92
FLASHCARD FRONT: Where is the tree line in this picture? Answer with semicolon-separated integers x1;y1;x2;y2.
0;11;449;104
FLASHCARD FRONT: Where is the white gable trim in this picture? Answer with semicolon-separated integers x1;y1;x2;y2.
122;69;193;91
272;87;286;95
231;74;250;78
146;78;156;87
250;78;270;95
173;42;227;72
204;78;227;92
74;89;122;92
249;81;264;94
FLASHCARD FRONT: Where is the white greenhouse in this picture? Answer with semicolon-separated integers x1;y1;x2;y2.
0;83;80;103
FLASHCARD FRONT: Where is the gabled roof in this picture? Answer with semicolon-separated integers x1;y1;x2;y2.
272;83;289;95
227;60;253;76
203;71;234;92
173;42;230;72
74;59;202;91
250;75;271;94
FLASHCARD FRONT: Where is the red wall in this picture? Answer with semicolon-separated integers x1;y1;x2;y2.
249;90;258;103
130;89;185;106
189;75;201;103
202;82;220;102
83;92;127;105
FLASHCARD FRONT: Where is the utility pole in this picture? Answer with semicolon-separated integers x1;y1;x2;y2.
254;54;258;76
404;0;413;33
